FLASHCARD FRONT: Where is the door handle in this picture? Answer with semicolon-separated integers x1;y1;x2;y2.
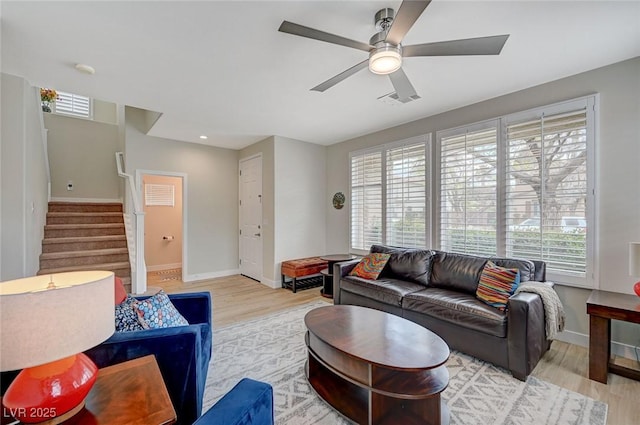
254;233;261;237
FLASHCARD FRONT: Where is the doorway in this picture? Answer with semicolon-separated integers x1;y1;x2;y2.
239;155;263;281
139;172;186;281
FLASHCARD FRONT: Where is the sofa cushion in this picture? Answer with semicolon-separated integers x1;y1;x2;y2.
133;290;189;329
476;261;521;311
370;245;435;286
403;287;507;338
115;294;144;332
340;275;425;307
350;253;391;280
429;251;488;295
489;257;536;282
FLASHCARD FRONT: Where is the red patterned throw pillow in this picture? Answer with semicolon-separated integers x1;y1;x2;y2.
349;253;391;280
476;261;521;311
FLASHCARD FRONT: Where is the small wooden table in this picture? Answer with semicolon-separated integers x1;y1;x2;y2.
305;305;450;425
2;355;176;425
586;289;640;384
319;254;357;299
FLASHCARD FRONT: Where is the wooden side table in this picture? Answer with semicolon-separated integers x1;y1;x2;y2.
2;355;176;425
320;254;357;299
586;289;640;384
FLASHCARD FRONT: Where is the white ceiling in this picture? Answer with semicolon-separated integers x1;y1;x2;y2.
2;1;639;150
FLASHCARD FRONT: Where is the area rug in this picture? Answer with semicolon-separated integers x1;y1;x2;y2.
203;302;607;425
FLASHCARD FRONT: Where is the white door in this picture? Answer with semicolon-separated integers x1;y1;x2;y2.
239;156;263;281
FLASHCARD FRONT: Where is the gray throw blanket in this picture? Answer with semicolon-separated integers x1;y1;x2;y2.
515;281;566;340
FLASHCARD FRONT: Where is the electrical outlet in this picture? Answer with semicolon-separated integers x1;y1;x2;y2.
67;180;74;191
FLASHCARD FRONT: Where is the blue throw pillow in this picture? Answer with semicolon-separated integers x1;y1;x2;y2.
115;294;144;332
132;290;189;329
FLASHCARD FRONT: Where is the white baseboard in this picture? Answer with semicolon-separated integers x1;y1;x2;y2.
184;269;240;283
147;263;182;272
260;277;279;289
555;330;638;361
50;197;123;203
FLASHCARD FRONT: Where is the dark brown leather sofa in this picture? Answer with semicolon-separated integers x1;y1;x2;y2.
333;244;551;381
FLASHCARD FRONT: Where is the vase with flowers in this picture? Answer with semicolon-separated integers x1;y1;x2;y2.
40;88;58;113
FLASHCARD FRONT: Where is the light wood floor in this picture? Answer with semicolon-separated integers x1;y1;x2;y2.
151;272;640;425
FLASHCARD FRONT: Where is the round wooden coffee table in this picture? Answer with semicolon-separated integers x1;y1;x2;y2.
304;305;450;425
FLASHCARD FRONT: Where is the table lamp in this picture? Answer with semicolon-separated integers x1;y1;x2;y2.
0;271;115;424
630;242;640;297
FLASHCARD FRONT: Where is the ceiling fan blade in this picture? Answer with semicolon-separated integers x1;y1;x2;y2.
403;34;510;57
279;21;372;52
311;60;369;92
388;68;418;101
385;0;432;45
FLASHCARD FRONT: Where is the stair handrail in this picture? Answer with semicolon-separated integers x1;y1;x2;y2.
115;151;142;213
115;151;146;294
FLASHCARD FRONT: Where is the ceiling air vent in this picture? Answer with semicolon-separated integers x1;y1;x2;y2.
377;92;421;105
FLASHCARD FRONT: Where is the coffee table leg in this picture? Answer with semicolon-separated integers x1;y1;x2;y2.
371;393;448;425
589;315;611;383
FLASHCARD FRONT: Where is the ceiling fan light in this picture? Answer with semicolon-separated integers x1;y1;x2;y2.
369;46;402;75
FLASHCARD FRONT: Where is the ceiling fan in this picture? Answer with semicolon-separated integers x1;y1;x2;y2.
278;0;509;101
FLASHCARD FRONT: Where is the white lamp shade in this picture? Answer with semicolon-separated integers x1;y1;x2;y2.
0;271;115;371
630;242;640;277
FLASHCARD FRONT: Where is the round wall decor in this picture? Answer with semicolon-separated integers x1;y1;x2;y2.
332;192;345;209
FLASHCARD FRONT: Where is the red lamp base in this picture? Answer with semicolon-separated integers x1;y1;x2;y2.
634;281;640;297
3;353;98;424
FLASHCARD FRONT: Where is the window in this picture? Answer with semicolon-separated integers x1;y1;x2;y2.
54;91;92;118
350;137;430;252
437;96;595;286
440;124;498;257
145;184;175;207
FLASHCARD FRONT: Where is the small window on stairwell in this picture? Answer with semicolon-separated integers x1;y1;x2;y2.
145;184;175;207
53;91;92;118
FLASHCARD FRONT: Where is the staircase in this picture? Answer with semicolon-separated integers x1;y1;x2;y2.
38;202;131;289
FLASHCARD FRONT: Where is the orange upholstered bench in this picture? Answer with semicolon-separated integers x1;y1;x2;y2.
281;257;328;293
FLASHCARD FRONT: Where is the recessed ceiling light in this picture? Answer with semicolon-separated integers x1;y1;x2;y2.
199;135;208;140
75;64;95;75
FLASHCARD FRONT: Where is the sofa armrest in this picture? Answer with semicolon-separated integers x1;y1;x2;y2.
333;259;360;304
507;291;547;381
85;323;211;425
194;378;274;425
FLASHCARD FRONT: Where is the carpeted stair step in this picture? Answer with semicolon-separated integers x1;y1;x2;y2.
48;202;123;213
40;248;129;269
44;223;125;238
38;261;131;278
42;235;128;253
46;212;124;225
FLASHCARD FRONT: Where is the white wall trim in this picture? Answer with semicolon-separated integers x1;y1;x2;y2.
184;269;240;283
50;196;123;203
555;329;638;360
146;262;182;272
260;276;279;289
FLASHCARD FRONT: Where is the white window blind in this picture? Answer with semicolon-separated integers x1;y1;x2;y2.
505;108;588;275
386;142;427;248
440;126;498;256
145;184;175;207
350;136;430;252
437;96;595;286
351;151;382;251
54;91;91;118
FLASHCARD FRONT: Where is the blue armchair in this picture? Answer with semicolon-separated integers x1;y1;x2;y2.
195;378;274;425
84;291;212;425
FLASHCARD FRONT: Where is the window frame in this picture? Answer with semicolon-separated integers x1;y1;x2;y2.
349;135;432;256
435;95;597;288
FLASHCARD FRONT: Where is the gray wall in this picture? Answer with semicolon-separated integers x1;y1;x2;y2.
1;73;49;280
45;113;120;200
124;107;240;280
326;57;640;349
274;136;327;280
